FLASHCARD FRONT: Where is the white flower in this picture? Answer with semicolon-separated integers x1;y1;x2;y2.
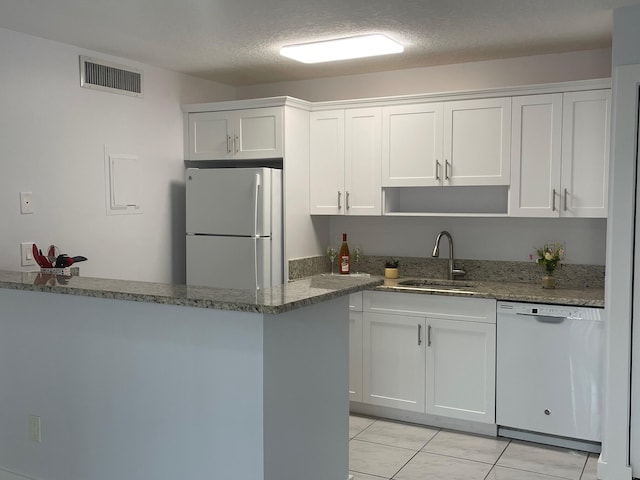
544;252;553;261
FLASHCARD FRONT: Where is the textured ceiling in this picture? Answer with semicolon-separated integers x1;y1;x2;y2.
0;0;638;86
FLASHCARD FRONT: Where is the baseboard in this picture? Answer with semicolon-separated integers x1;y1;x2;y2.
349;402;498;437
0;468;37;480
498;427;601;453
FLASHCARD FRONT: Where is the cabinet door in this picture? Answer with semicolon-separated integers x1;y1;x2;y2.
444;98;511;186
510;94;563;217
234;107;283;159
382;103;443;186
426;318;496;423
363;312;426;412
188;111;233;160
560;90;610;218
345;108;382;215
349;310;363;402
309;110;345;215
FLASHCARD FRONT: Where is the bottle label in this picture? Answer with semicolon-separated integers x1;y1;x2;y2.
341;256;350;273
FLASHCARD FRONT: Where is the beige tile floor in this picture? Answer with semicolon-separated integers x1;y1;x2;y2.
349;415;598;480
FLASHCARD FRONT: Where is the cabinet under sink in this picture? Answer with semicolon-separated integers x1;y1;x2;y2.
350;290;496;424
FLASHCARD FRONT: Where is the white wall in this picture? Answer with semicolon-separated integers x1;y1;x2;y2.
237;49;611;102
0;27;236;283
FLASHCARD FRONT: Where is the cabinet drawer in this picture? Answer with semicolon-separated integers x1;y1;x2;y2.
363;290;496;324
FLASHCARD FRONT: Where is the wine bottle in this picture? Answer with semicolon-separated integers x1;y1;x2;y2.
339;233;350;274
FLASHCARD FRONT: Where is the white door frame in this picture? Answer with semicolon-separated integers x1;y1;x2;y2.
600;63;640;480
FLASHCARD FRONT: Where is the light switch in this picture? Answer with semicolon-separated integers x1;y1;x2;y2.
21;242;36;267
20;192;34;214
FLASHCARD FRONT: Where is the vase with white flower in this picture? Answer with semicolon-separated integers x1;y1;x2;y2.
532;243;565;289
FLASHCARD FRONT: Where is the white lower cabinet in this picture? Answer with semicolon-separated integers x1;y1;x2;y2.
356;291;496;424
426;318;496;423
362;312;426;412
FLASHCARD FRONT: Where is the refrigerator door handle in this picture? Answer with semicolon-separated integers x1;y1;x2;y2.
254;237;259;290
253;173;261;290
254;173;261;238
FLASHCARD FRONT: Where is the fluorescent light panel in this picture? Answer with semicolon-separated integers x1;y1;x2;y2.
280;34;403;64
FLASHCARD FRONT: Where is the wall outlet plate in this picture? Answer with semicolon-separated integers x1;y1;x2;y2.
20;191;34;214
21;242;36;266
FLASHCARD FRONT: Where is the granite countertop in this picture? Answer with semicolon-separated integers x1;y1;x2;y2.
0;270;383;315
0;269;604;312
377;277;604;307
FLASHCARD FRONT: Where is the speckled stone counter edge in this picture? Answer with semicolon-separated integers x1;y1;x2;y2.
0;270;383;315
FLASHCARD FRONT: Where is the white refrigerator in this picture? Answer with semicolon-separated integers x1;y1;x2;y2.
186;167;283;290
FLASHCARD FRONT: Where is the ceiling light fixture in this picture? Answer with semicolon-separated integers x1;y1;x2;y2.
280;34;404;64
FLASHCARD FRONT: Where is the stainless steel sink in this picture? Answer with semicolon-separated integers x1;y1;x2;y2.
385;279;479;294
398;279;475;288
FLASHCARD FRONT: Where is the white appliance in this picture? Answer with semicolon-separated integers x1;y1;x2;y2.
496;301;604;447
186;167;283;290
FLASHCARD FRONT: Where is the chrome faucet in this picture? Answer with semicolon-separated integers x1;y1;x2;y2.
431;231;465;280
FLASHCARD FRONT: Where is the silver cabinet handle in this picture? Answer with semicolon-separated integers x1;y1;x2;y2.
445;160;450;181
427;325;432;346
234;134;239;154
346;191;350;210
338;191;342;210
552;189;557;211
226;135;232;154
435;160;441;181
418;324;422;345
564;188;568;211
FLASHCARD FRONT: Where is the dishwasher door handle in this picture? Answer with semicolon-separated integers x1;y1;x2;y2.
516;313;566;324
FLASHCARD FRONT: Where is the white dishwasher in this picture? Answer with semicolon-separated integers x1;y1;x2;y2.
496;301;604;446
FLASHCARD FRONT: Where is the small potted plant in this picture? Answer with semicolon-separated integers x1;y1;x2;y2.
384;258;400;279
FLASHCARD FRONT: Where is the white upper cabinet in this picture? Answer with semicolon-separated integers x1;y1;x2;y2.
510;94;563;217
382;103;443;186
561;90;610;218
444;98;511;186
382;98;511;187
187;107;283;160
510;90;610;218
309;110;344;214
310;108;382;215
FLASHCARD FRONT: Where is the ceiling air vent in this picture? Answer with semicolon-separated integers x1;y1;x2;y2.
79;56;143;98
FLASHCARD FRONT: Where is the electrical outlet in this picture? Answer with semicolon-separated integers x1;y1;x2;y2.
21;242;36;267
28;415;41;443
20;191;34;214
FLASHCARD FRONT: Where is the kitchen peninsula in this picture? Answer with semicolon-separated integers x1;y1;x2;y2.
0;271;381;480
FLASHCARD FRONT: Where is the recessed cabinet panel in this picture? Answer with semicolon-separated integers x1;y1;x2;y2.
309;110;344;214
561;90;610;218
426;319;496;423
189;112;233;160
345;109;382;215
510;94;563;216
363;312;426;412
235;108;283;159
382;103;443;186
444;98;511;186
